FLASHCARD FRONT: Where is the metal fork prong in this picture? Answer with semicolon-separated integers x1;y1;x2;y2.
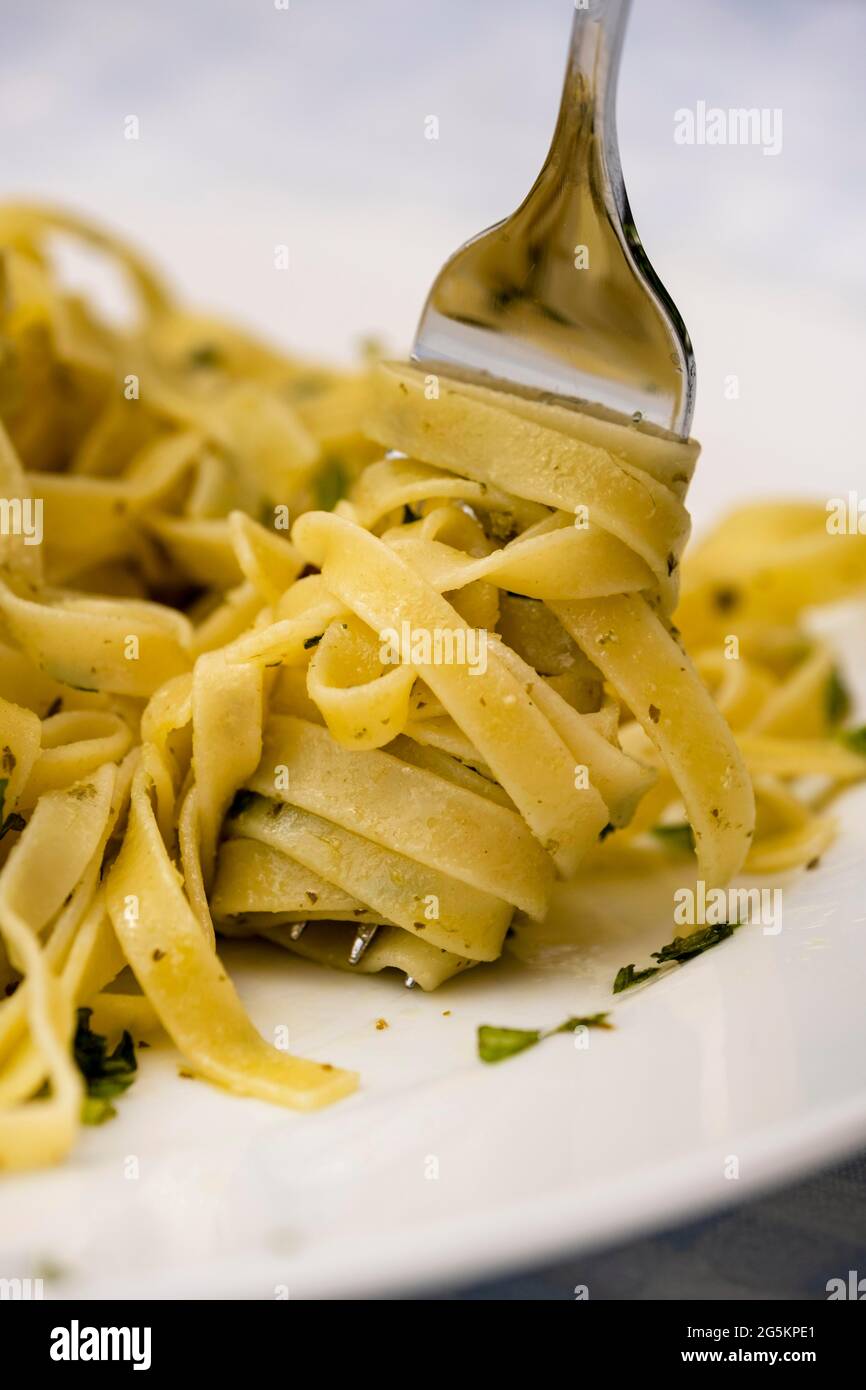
404;975;416;989
348;923;378;965
411;0;694;438
289;921;307;941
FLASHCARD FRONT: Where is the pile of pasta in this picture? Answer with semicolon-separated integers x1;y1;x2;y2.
1;208;864;1169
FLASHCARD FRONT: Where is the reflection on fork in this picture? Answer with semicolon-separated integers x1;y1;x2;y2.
412;0;695;437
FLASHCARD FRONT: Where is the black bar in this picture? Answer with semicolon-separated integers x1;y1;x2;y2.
6;1296;864;1372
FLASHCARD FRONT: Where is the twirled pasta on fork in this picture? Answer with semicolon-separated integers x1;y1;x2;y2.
1;210;864;1168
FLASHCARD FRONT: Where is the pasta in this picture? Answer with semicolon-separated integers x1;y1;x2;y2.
1;207;864;1169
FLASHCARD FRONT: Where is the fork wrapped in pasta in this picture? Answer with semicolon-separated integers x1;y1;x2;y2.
1;209;865;1170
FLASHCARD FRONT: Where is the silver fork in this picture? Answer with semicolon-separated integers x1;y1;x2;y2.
355;2;693;984
412;0;695;438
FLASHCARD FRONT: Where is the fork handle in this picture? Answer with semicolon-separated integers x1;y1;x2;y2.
551;0;631;198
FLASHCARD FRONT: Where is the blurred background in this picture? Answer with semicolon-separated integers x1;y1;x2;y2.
2;0;864;531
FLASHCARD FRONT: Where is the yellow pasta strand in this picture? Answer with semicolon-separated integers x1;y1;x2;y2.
105;754;357;1109
1;205;864;1170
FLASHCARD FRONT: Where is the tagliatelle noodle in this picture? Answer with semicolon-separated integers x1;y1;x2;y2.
1;209;865;1170
365;363;755;887
103;751;357;1109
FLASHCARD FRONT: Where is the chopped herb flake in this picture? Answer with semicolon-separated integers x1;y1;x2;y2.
550;1012;613;1036
712;586;740;614
651;923;735;963
187;344;223;369
839;725;866;757
478;1012;612;1064
314;456;348;511
0;778;26;841
73;1008;138;1125
80;1095;118;1126
613;963;660;993
825;668;852;726
478;1025;542;1064
651;823;695;854
614;922;737;994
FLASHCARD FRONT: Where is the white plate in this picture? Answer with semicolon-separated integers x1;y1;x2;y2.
2;610;865;1300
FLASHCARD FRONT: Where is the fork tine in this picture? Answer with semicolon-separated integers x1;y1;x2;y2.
289;921;307;940
410;4;694;437
348;923;378;965
404;975;416;989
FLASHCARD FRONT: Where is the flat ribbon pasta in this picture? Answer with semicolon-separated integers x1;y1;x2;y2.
105;752;357;1109
2;207;864;1172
